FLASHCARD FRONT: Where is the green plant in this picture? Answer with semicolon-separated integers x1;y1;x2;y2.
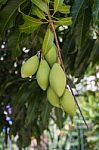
80;91;99;150
0;0;99;148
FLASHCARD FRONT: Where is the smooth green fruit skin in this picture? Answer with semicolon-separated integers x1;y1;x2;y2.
49;63;66;97
36;60;50;90
45;44;56;66
47;86;61;108
21;55;39;78
60;89;76;116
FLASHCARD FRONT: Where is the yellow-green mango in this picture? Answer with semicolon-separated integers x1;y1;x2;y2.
60;89;76;116
49;63;66;97
36;60;50;90
21;55;39;78
45;44;57;66
47;86;61;108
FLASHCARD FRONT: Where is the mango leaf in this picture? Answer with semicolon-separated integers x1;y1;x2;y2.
8;30;21;57
74;39;95;76
25;87;45;126
55;17;72;26
19;12;42;34
0;0;8;5
31;6;46;19
26;100;38;125
44;0;50;4
31;0;49;14
91;40;99;65
40;101;52;128
57;4;70;14
71;0;85;31
0;0;26;37
13;82;31;106
0;78;22;96
55;108;64;129
54;0;64;13
92;0;99;25
74;6;92;50
42;28;54;55
62;33;75;62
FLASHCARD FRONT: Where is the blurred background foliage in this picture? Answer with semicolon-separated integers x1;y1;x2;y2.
0;0;99;149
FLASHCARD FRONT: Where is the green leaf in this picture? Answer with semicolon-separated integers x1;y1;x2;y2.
91;40;99;65
42;28;54;55
41;101;52;128
31;0;49;14
93;0;99;25
62;33;76;66
0;78;22;96
25;85;45;126
74;39;95;76
19;12;42;34
58;4;70;14
55;108;64;129
8;30;21;57
13;82;30;106
0;0;8;5
44;0;50;4
0;0;26;37
31;6;46;19
74;6;92;50
55;17;72;26
54;0;64;13
71;0;85;31
26;100;38;125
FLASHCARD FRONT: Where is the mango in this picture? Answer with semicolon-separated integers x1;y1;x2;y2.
49;63;66;97
60;89;76;116
36;59;50;90
47;86;61;108
21;55;39;78
45;44;57;66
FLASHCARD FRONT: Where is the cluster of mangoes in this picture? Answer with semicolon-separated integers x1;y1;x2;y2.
21;42;76;117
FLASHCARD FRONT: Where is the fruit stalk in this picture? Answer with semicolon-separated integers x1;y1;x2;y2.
68;82;89;129
48;13;88;129
48;14;64;66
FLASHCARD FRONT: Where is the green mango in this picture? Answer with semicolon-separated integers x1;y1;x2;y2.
47;86;61;108
45;44;57;66
21;55;39;78
49;63;66;97
36;59;50;90
60;89;76;116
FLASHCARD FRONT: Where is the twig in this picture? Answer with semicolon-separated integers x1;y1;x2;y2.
68;81;89;129
48;13;89;129
48;14;63;64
